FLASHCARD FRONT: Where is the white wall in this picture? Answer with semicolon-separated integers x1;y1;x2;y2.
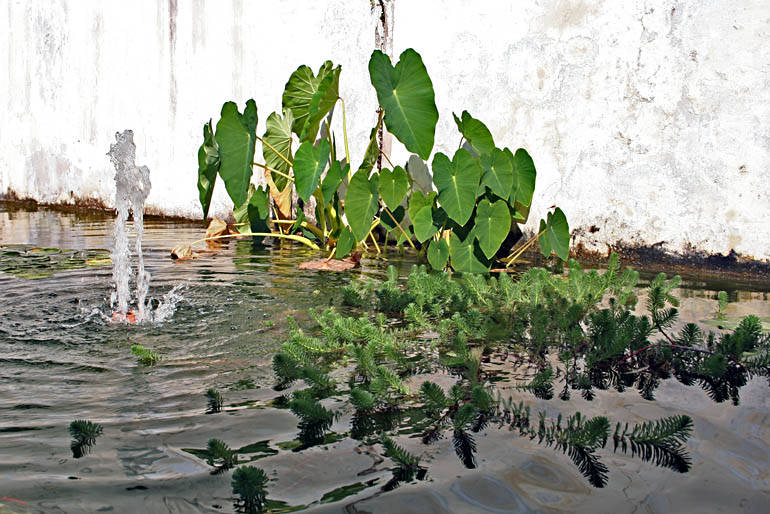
2;1;769;260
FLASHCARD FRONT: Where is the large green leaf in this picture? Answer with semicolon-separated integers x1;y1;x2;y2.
432;149;481;226
474;199;511;259
408;190;438;242
215;100;257;208
453;111;495;156
197;119;220;219
321;160;346;205
282;61;339;141
293;140;331;203
359;126;380;174
369;49;438;160
381;205;405;233
247;185;271;244
335;226;355;258
345;170;380;242
539;208;570;261
379;166;409;211
427;238;449;270
262;109;294;191
511;148;536;207
406;155;433;193
303;65;341;142
449;232;490;274
480;148;513;201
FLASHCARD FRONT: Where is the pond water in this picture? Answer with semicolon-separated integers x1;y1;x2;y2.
0;203;768;513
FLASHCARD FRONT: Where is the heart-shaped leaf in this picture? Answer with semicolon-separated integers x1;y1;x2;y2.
359;126;380;174
474;199;511;259
294;140;331;203
380;205;405;232
336;226;355;258
511;148;536;207
406;155;433;193
449;232;490;274
432;148;481;226
453;111;495;156
282;61;339;141
379;166;409;211
345;170;380;242
480;148;513;201
539;207;570;261
197;119;220;219
409;190;438;242
369;49;438;160
427;238;449;270
247;186;271;243
321;160;346;205
215;100;258;208
262;110;294;191
303;65;341;142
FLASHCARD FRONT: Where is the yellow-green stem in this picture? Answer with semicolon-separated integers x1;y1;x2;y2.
339;97;351;172
190;232;319;250
253;162;294;183
382;204;417;251
255;135;293;167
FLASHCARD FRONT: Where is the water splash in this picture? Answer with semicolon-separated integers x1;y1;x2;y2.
107;130;152;322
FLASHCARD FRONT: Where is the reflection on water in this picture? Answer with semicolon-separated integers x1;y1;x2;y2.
0;203;768;513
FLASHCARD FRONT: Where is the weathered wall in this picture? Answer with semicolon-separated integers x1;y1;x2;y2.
2;1;769;260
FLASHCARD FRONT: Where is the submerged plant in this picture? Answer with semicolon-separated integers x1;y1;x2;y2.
266;254;770;488
130;344;162;366
206;438;238;474
205;388;224;413
232;465;269;513
69;419;103;459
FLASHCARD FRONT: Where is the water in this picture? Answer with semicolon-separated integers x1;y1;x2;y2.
0;204;768;513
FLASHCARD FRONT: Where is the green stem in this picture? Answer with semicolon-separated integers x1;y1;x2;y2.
191;232;319;250
253;162;294;183
505;229;546;268
382;203;417;251
339;97;351;173
256;135;293;167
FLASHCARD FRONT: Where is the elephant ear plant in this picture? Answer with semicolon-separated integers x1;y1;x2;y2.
192;49;570;271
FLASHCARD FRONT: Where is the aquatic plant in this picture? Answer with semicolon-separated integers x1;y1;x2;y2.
130;344;162;366
206;438;238;474
716;290;728;319
232;466;269;513
205;388;224;413
269;253;770;488
192;49;569;270
69;419;103;459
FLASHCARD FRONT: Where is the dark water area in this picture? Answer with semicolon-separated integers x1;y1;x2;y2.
0;203;768;513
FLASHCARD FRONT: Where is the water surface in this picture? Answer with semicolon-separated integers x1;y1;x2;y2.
0;204;768;513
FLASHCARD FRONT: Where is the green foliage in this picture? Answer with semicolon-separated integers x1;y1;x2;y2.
69;420;103;459
197;119;220;219
206;438;238;474
256;255;770;490
215;100;258;208
290;392;335;446
206;388;224;413
369;49;438;160
130;344;161;366
716;290;728;320
613;415;693;473
232;465;269;513
195;48;566;265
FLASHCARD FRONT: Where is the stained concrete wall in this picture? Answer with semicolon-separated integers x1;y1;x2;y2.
2;1;769;260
